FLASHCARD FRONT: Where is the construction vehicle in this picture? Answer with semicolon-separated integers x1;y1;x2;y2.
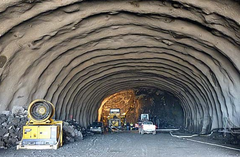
107;108;122;132
17;99;63;150
141;114;149;121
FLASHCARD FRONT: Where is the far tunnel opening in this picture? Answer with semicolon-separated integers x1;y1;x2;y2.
98;88;184;131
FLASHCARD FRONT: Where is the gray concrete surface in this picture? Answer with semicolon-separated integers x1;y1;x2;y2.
1;131;240;157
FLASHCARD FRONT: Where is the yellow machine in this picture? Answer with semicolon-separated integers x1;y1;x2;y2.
17;99;63;150
107;108;122;132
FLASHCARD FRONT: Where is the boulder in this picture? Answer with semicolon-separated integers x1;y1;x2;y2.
62;120;84;143
2;122;7;127
0;116;7;124
12;106;25;116
1;111;10;116
0;141;6;149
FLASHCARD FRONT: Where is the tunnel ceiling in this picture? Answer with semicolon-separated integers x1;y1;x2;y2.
0;0;240;132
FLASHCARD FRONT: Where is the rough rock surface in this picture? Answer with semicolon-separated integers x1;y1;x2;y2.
0;0;240;134
0;107;28;149
63;120;85;144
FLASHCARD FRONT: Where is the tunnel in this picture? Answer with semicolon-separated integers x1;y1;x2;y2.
0;0;240;135
98;89;184;130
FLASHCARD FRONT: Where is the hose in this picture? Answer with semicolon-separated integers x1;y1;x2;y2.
170;131;240;151
169;131;198;138
199;131;213;137
170;130;213;138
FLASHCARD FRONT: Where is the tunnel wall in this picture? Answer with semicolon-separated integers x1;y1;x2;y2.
0;0;240;133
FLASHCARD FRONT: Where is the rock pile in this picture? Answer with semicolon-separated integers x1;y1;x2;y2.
62;120;84;144
0;106;28;149
0;107;89;149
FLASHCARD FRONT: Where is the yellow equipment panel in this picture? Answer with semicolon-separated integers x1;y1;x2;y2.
22;126;58;140
23;126;38;139
38;126;51;139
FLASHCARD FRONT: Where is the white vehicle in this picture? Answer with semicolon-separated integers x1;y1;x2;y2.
139;121;156;135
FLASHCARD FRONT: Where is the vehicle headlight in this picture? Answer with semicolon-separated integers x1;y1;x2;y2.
90;127;93;129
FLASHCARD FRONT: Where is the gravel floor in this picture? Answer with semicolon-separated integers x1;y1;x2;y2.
0;131;240;157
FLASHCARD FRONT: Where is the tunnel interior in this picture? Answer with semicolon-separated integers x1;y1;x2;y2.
98;88;184;131
135;88;184;129
0;0;240;134
99;88;183;129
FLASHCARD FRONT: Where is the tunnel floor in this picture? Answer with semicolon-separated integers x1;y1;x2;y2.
1;131;240;157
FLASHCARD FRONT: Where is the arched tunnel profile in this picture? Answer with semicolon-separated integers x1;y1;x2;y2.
0;0;240;134
98;89;184;130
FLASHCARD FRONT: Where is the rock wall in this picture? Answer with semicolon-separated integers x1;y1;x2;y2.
100;90;140;126
0;0;240;133
135;88;184;130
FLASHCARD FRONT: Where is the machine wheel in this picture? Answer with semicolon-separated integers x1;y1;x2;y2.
153;131;156;135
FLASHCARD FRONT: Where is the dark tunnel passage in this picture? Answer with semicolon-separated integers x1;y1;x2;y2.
134;88;184;130
0;0;240;135
98;89;184;130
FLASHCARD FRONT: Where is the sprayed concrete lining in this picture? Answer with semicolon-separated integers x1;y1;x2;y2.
0;0;240;133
